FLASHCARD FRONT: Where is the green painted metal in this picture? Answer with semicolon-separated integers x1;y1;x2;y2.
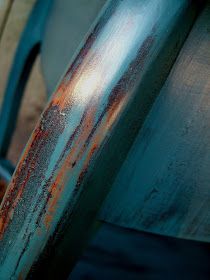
0;0;202;278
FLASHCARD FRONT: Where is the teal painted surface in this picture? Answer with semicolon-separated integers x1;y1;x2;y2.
100;3;210;242
0;0;201;278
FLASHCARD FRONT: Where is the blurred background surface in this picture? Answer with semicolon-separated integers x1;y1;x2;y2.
0;0;46;165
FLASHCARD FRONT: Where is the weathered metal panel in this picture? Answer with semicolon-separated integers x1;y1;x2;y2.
0;0;201;278
101;2;210;242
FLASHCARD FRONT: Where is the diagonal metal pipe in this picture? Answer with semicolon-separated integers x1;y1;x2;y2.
0;0;203;278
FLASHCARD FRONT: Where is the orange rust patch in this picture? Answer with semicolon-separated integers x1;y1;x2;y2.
0;104;64;237
44;104;99;229
18;273;24;280
43;117;108;230
43;79;129;229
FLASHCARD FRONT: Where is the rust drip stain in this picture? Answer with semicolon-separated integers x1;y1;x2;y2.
44;103;100;229
0;104;66;238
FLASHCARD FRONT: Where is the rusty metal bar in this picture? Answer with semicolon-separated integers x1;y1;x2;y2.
0;0;201;278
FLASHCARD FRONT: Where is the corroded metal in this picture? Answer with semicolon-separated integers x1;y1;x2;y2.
0;0;200;278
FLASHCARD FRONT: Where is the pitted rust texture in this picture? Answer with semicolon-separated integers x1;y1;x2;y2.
0;28;155;266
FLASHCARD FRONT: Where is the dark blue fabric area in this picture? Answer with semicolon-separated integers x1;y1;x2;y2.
69;222;210;280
